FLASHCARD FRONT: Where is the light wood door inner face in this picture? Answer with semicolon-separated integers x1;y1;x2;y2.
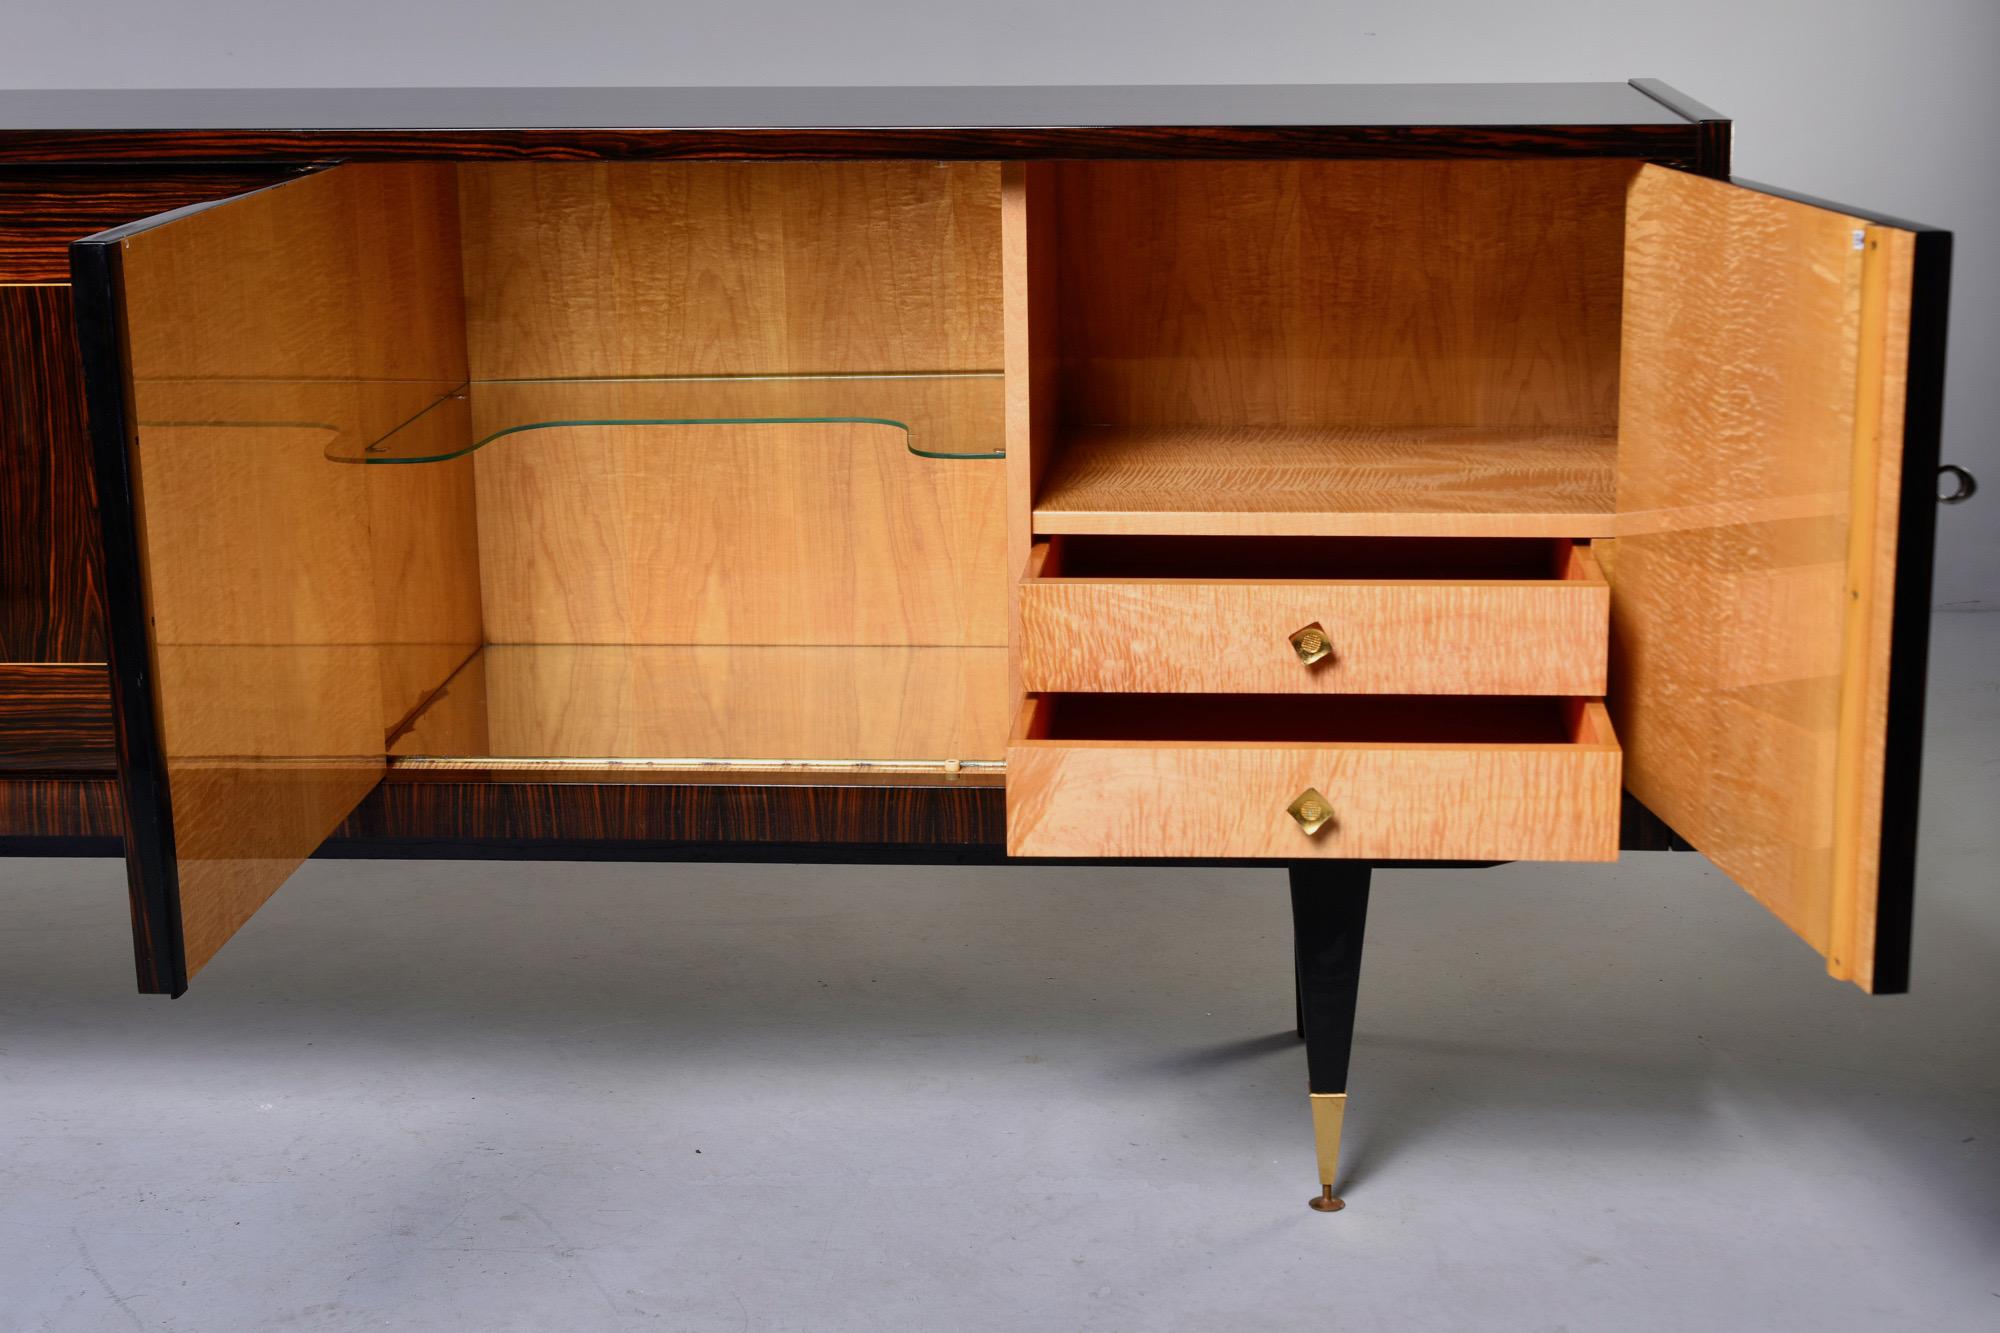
1006;695;1621;861
1019;538;1607;695
1610;165;1930;993
111;164;479;984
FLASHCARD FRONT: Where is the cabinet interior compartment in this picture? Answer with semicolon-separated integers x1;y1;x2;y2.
120;158;1641;787
120;161;1011;783
1011;159;1639;537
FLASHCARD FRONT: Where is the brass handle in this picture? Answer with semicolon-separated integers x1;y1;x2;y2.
1288;787;1334;836
1290;622;1333;666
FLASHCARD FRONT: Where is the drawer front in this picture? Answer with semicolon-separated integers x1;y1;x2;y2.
1006;701;1621;861
1018;547;1608;696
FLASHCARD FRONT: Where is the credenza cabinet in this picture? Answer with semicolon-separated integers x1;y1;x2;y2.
0;83;1962;1210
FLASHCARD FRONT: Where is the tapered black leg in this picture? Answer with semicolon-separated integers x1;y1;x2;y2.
1293;940;1305;1039
1290;861;1371;1211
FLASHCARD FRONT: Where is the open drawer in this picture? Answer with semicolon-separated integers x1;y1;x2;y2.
1006;694;1621;860
1018;537;1607;695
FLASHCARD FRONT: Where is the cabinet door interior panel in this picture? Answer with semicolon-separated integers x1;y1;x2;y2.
1611;164;1946;993
77;164;480;991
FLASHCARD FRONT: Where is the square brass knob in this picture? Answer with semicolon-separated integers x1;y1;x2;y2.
1290;622;1332;666
1287;787;1335;836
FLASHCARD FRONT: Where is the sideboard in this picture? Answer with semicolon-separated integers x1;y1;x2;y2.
0;82;1963;1210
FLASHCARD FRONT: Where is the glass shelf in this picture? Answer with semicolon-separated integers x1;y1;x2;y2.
130;373;1006;465
341;373;1005;464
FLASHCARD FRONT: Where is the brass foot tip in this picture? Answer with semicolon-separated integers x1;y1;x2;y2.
1309;1186;1345;1213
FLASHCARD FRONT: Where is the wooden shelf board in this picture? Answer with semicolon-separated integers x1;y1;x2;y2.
1033;425;1617;537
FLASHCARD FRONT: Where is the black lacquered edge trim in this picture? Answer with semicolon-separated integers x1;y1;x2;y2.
0;834;124;857
1867;228;1952;995
1732;179;1949;236
1625;78;1724;125
0;122;1704;166
1627;79;1730;178
70;234;187;996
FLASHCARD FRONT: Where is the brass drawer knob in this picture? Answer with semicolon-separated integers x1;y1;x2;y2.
1290;622;1332;666
1288;788;1334;836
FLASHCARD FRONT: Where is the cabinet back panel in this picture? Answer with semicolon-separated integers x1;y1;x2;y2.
473;414;1006;648
1051;160;1634;431
459;162;1002;379
391;644;1009;767
457;162;1008;648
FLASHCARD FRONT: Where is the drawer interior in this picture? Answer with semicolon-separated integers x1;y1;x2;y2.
1035;535;1594;582
1021;694;1607;746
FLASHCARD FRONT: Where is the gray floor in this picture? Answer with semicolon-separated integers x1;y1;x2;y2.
2;615;1996;1332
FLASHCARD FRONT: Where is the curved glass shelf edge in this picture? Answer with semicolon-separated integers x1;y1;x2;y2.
325;375;1007;465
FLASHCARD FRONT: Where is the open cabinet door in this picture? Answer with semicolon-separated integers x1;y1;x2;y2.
72;165;481;994
1612;165;1951;993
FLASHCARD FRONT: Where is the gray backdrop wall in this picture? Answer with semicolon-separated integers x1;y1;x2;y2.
4;0;1992;606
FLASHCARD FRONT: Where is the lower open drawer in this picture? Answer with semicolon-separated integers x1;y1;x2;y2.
1006;694;1621;861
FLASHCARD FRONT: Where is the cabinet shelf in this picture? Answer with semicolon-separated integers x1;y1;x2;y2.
347;374;1005;464
132;373;1005;465
1032;424;1617;538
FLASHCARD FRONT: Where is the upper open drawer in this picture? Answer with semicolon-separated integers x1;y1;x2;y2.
1019;536;1607;695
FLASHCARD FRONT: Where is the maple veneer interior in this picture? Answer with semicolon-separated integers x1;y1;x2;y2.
157;158;1645;776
